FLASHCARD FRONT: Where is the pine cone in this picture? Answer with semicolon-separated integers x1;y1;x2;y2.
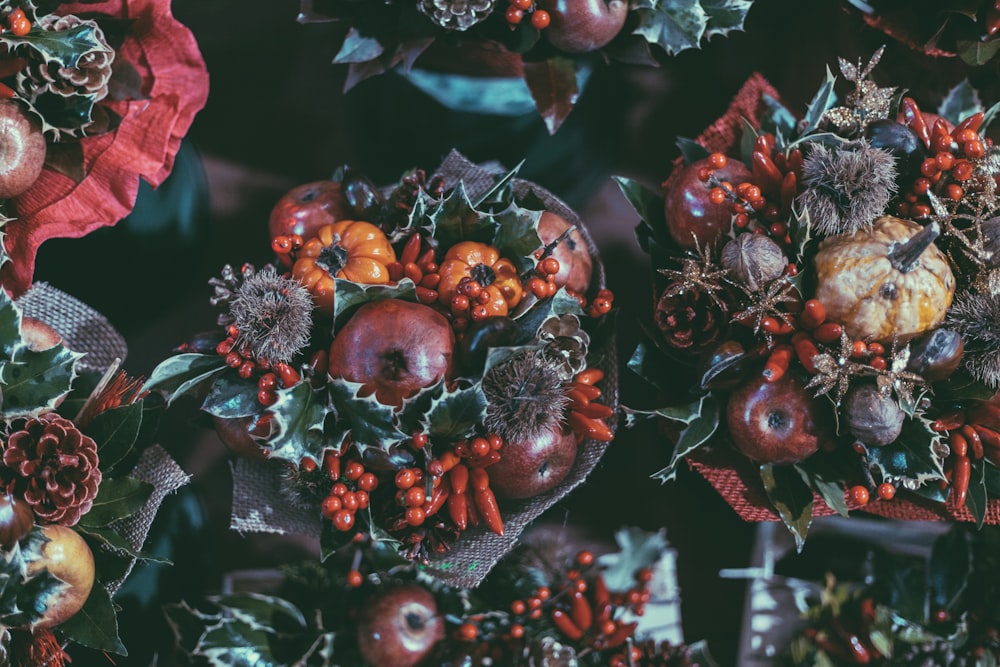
538;314;590;381
655;285;729;352
417;0;495;30
0;414;101;527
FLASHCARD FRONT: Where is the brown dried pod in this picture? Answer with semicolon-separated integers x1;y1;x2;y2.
0;494;33;550
843;383;904;447
720;233;787;292
907;328;964;382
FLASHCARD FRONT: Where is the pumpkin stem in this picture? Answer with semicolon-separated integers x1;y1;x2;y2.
470;263;496;286
888;221;941;273
317;242;349;276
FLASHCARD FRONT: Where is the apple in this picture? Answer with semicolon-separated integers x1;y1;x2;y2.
268;180;350;244
489;424;577;499
538;0;628;53
537;211;593;294
328;300;454;408
0;494;33;550
0;101;45;199
356;584;444;667
20;317;61;351
27;525;95;628
726;372;828;465
664;157;752;251
212;415;271;462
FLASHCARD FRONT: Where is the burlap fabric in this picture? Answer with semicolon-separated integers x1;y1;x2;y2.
665;74;998;526
230;150;617;587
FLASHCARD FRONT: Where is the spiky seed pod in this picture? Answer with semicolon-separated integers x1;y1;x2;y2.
945;291;1000;387
483;352;569;445
796;140;897;237
229;265;313;364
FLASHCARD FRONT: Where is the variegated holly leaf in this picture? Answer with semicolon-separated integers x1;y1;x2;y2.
25;90;99;139
474;163;521;210
57;584;127;655
267;381;335;464
396;381;444;437
702;0;753;40
510;287;584;343
801;66;838;136
424;380;487;444
632;0;709;56
0;289;22;360
429;183;498;250
143;353;227;406
0;527;63;628
624;394;720;482
76;524;167;563
867;413;946;491
938;79;983;126
332;27;384;64
2;20;109;68
0;341;83;418
760;463;813;552
327;378;407;457
597;527;669;592
201;376;262;420
490;202;542;272
332;277;416;327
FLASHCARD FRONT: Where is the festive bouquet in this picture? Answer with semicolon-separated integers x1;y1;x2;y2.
0;0;207;294
145;151;617;587
299;0;753;133
0;282;187;665
622;47;1000;548
168;527;709;667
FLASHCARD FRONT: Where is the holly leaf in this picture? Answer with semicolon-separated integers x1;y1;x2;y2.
76;524;168;563
632;0;709;56
597;527;669;592
510;287;584;340
626;340;675;394
795;458;849;517
0;342;83;418
474;163;522;209
2;21;108;68
327;378;407;456
523;57;579;135
424;381;487;444
702;0;753;40
935;368;995;402
801;66;838;136
143;353;227;406
56;582;127;655
0;287;17;360
624;394;720;482
78;476;153;527
396;381;444;436
429;183;498;250
760;463;813;552
676;136;710;165
332;27;384;64
201;376;262;420
268;381;335;463
85;402;143;472
332;277;416;325
957;39;1000;67
967;460;988;529
867;415;946;490
321;517;361;561
928;527;971;614
490;203;542;272
938;79;983;127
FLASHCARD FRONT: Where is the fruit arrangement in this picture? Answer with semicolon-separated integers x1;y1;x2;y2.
299;0;755;133
145;151;617;586
169;527;713;666
0;0;207;294
622;48;1000;547
0;286;184;665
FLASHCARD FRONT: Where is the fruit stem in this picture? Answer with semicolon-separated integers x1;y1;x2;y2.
888;221;940;273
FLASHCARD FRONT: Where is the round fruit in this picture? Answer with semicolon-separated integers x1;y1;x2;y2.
0;494;33;550
328;300;455;407
537;0;628;52
488;425;577;499
356;584;444;667
842;383;904;447
0;101;45;199
664;157;752;250
27;525;95;628
864;119;927;183
726;372;828;465
537;211;593;293
268;180;350;244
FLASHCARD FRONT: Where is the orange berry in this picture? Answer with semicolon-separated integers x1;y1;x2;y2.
458;622;478;641
849;485;870;505
505;6;523;22
877;482;896;500
530;8;550;28
708;152;728;169
347;570;363;587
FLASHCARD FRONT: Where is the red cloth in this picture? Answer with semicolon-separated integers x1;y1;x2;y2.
1;0;209;294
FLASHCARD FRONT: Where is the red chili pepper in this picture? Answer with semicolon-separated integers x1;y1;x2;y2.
474;486;504;535
812;322;844;344
593;574;610;610
566;388;590;410
447;491;467;530
404;262;422;284
419;273;440;289
799;299;827;330
573;401;614;420
465;492;480;527
551;610;584;641
901;97;931;149
416;287;438;304
751;150;783;195
779;170;797;215
386;261;404;282
423;485;449;517
469;467;490;492
988;7;1000;36
760;317;794;335
416;248;436;271
931;410;966;432
952;454;971;507
953;111;985;137
754;133;775;156
787;147;803;178
575;384;601;401
574;368;604;385
603;621;638;649
570;591;593;631
961;425;983;460
949;431;969;458
450;464;469;494
762;344;793;382
0;82;14;99
791;332;820;374
569;412;615;441
401;232;422;265
437;450;461;474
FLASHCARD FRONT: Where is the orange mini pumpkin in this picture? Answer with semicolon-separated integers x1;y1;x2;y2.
292;220;396;315
437;241;524;317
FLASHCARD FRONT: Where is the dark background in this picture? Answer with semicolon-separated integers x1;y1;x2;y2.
27;0;1000;663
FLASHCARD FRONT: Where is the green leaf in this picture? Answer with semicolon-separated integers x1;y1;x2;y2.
625;395;720;482
142;353;227;406
76;524;168;563
760;463;814;552
333;278;417;326
936;368;995;402
425;381;488;444
332;27;384;64
633;0;709;56
56;582;127;655
188;593;308;666
967;460;988;529
208;592;307;633
490;203;542;272
523;56;580;135
928;527;971;614
957;39;1000;67
2;21;108;68
801;67;838;136
266;381;333;464
739;117;760;165
201;376;262;420
328;378;407;456
474;162;522;209
982;99;1000;134
85;402;143;472
0;290;21;360
676;137;710;165
429;183;498;250
321;518;360;561
396;381;444;436
613;176;665;234
0;343;83;418
597;527;669;592
867;412;946;490
626;340;675;394
796;459;849;517
702;0;752;40
938;79;983;126
78;477;153;527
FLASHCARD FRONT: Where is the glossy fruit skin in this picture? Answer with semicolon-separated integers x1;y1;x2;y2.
538;0;628;52
328;300;455;408
865;119;927;183
0;101;45;199
27;525;95;628
212;415;270;462
356;584;445;667
0;494;33;549
726;372;827;465
268;180;350;244
437;242;523;316
537;211;593;293
664;157;752;251
488;425;577;499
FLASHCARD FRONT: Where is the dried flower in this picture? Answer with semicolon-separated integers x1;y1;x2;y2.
796;140;897;236
483;352;568;444
0;414;101;527
537;315;590;381
229;265;313;364
946;291;1000;387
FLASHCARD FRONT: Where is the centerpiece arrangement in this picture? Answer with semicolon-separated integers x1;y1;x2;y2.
145;151;617;586
621;47;1000;548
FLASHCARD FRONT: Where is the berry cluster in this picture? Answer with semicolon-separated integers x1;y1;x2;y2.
447;275;515;331
319;452;378;533
1;7;30;37
525;255;562;300
504;0;551;29
215;327;302;406
425;438;506;536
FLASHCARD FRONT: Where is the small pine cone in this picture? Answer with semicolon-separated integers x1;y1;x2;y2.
655;285;728;352
538;314;590;381
0;414;101;527
16;14;114;102
417;0;495;30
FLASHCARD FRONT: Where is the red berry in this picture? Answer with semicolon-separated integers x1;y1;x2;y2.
510;624;525;639
877;482;896;500
576;550;595;566
511;600;526;615
257;389;277;406
412;432;429;449
404;486;426;507
347;570;363;587
530;8;550;28
946;183;964;201
321;495;342;519
344;461;365;481
935;152;954;171
708;152;728;169
849;485;870;505
332;509;355;531
300;457;317;473
708;187;727;205
358;472;378;492
505;6;523;22
512;0;532;7
405;507;425;526
395;469;416;490
458;623;478;641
